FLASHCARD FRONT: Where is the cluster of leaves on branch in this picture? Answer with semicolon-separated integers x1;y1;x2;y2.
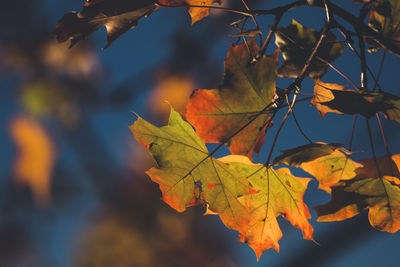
56;0;400;260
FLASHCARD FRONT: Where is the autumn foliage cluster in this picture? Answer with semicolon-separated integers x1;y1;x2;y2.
55;0;400;260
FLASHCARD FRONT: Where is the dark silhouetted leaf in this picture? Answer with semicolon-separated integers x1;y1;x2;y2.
368;0;400;51
54;0;158;48
320;89;400;120
275;20;344;78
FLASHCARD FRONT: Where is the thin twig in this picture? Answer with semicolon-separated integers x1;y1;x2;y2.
240;0;262;46
265;95;297;166
355;5;369;90
294;25;329;87
338;114;358;179
365;117;383;178
285;94;313;143
257;14;283;58
336;24;383;91
265;24;328;166
376;113;394;175
349;115;358;151
307;0;400;57
372;50;386;92
365;117;394;221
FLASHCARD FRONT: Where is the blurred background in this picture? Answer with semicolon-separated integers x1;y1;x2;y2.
0;0;399;266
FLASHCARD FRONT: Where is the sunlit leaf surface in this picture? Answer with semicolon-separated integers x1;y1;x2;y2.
316;154;400;233
130;107;252;233
186;39;277;159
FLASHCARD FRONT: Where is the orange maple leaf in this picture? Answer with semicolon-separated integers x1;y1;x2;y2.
186;39;278;159
159;0;223;24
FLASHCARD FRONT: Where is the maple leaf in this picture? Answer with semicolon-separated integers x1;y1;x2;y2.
220;155;313;260
159;0;223;24
130;107;251;232
54;0;158;48
367;0;400;51
10;116;56;206
275;20;344;78
274;143;363;193
185;39;278;159
315;154;400;233
319;89;400;120
311;79;347;118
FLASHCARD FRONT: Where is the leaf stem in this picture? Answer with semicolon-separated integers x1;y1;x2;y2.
265;93;298;166
265;24;328;166
257;13;283;58
349;115;358;151
376;113;394;175
240;0;262;45
285;94;313;143
355;5;369;90
372;50;386;92
335;23;383;91
365;117;383;179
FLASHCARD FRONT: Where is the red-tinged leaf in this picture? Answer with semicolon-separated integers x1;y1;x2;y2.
315;154;400;233
311;79;347;118
220;155;313;260
275;20;344;78
274;143;363;193
159;0;223;24
320;89;400;120
185;39;278;159
54;0;158;48
130;107;252;233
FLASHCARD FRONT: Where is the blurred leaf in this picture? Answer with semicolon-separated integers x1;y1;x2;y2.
185;39;277;159
220;155;313;260
316;154;400;233
10;116;56;206
275;20;344;78
130;107;251;233
148;74;194;119
40;40;101;79
76;218;156;267
19;80;80;127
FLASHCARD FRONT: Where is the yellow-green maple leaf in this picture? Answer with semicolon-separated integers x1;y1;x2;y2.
130;107;251;232
274;143;362;193
220;155;314;260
